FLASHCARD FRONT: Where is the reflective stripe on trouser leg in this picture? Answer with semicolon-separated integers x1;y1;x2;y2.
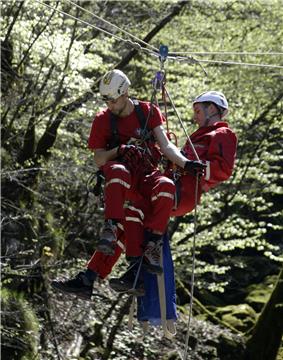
102;161;131;220
144;177;175;233
124;205;144;257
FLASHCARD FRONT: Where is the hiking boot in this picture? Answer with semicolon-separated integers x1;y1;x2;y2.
51;271;96;300
143;235;163;275
96;220;117;256
109;260;145;297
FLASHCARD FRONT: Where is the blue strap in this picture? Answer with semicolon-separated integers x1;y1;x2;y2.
137;232;177;325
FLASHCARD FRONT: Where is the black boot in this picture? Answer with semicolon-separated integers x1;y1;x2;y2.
51;270;97;300
142;230;163;274
109;258;145;296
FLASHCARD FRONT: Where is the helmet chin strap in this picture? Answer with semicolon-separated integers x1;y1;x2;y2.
202;104;221;126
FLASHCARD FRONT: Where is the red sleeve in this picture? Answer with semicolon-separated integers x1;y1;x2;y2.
88;111;110;150
203;128;237;188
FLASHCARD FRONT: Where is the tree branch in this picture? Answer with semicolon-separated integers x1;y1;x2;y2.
116;0;189;69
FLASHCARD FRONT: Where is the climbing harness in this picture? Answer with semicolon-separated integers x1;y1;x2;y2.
88;98;155;205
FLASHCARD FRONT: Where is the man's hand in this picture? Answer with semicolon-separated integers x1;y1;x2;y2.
184;160;207;176
117;144;143;169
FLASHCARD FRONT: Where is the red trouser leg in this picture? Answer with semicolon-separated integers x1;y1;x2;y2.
122;171;175;256
141;171;176;233
87;228;125;279
123;203;146;257
170;174;202;217
102;161;131;220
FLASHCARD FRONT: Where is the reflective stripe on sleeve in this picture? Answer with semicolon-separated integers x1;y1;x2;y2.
151;192;174;202
205;161;210;181
105;179;131;189
111;164;130;173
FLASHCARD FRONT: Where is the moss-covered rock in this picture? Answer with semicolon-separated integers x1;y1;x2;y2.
245;275;277;312
214;304;257;332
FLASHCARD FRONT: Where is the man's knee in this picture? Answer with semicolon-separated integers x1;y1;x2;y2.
151;178;175;202
103;162;131;188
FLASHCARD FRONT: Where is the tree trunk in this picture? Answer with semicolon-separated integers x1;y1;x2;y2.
244;265;283;360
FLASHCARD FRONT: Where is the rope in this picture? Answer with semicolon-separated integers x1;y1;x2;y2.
163;86;200;162
35;0;158;58
183;177;200;360
67;0;159;53
160;74;170;135
170;51;283;56
183;57;283;69
28;1;283;71
160;75;201;359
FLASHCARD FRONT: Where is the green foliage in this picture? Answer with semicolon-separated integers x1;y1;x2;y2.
1;0;283;358
1;288;40;359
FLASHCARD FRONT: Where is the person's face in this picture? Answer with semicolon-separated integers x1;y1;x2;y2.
193;102;218;127
104;93;128;116
193;103;206;127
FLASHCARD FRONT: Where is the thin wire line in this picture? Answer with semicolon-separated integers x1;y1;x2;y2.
34;0;129;44
170;51;283;56
196;58;283;69
164;86;200;161
173;56;283;69
34;0;282;71
35;0;158;57
67;0;159;53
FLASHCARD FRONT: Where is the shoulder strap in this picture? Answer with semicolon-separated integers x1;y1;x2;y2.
108;99;149;149
108;112;120;149
132;98;147;130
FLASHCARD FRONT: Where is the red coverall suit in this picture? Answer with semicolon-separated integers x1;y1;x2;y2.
87;121;237;278
88;101;176;258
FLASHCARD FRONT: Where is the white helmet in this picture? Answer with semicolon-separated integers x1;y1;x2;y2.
99;69;131;101
193;91;229;117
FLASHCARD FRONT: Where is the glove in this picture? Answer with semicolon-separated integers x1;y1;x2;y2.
117;144;143;170
184;160;207;176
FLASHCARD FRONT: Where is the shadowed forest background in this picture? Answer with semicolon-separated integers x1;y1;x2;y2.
1;0;283;359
